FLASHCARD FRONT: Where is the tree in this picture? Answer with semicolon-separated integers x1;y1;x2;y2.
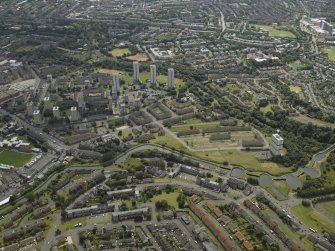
302;200;311;207
155;200;169;211
25;192;36;202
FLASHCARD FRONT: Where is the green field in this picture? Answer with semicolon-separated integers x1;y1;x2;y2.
153;177;171;183
289;85;302;93
59;216;87;232
110;48;131;57
323;46;335;61
15;45;35;52
290;62;303;70
151;191;180;209
112;157;142;170
151;133;188;152
151;131;289;176
273;180;290;198
170;122;220;133
260;104;273;114
291;115;335;129
182;118;204;124
155;32;177;42
0;150;33;167
193;150;290;176
320;201;335;217
254;25;296;38
292;205;335;233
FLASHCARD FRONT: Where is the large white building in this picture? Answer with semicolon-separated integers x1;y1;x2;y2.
53;106;60;119
150;65;157;87
33;110;42;125
167;68;175;89
26;102;35;117
133;61;140;83
43;96;52;110
269;133;284;156
70;106;79;122
320;20;334;34
113;74;120;92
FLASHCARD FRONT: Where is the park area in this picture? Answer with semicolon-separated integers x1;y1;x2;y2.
109;48;131;57
292;204;335;233
254;25;296;38
322;46;335;61
289;85;302;93
0;150;33;167
151;191;180;209
13;42;39;53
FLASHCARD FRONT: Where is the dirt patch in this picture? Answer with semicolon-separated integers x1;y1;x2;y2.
127;54;149;62
97;69;124;75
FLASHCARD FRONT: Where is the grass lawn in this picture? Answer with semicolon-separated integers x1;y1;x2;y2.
273;180;290;198
112;157;143;170
170;122;220;133
254;25;296;38
153;177;171;183
292;205;335;233
139;73;186;90
260;104;273;114
0;150;33;167
291;114;335;129
193;150;290;176
290;62;303;70
120;129;132;140
323;46;335;61
182;118;205;124
59;216;87;232
289;85;302;93
151;192;180;209
320;202;335;217
155;32;177;42
150;133;188;153
110;48;130;57
227;83;237;89
15;45;35;52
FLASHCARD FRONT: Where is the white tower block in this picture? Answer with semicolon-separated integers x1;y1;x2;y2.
53;106;60;119
70;107;79;122
113;74;120;92
33;110;42;125
150;65;157;87
167;68;175;89
133;61;140;83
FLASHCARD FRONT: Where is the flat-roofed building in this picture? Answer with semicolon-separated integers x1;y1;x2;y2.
269;133;283;156
112;207;148;222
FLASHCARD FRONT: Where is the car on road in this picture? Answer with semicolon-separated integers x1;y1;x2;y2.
309;228;317;233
